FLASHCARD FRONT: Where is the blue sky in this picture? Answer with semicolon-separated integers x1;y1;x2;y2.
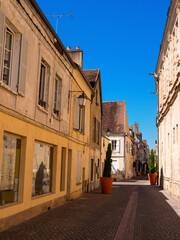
36;0;171;150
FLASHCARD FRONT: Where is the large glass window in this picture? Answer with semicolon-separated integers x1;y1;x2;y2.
32;142;53;197
0;135;21;206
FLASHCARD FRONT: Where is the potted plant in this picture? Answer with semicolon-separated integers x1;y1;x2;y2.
148;149;157;185
100;143;113;194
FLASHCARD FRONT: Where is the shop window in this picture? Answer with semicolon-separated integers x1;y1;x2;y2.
32;142;53;197
0;135;21;206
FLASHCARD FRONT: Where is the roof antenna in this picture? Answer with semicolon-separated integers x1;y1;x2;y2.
46;14;74;34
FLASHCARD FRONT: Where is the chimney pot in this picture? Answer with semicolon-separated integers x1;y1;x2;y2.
67;46;71;50
76;46;79;50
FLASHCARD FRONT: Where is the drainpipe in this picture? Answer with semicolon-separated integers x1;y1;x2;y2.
124;134;126;178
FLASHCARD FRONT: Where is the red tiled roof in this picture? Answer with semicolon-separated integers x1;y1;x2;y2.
102;101;128;133
83;69;99;88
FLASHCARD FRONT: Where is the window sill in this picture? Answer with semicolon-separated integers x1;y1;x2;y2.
0;81;18;95
52;113;62;121
0;201;22;209
37;105;48;114
32;192;53;200
73;128;85;135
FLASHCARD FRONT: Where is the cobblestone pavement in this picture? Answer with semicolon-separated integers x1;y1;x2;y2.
0;178;180;240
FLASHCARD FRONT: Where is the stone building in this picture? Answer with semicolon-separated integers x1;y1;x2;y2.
155;0;180;200
132;122;149;175
83;69;102;191
0;0;102;231
102;101;133;180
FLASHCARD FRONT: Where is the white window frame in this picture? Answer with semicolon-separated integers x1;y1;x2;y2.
112;140;120;153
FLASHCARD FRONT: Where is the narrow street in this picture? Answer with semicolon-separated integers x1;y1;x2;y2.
0;178;180;240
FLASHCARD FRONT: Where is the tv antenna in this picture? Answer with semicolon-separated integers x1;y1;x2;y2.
46;14;74;34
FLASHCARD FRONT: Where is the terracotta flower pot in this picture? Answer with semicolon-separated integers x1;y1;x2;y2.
100;177;113;194
148;173;157;185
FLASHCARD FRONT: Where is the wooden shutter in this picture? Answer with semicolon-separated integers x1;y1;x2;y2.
44;67;49;108
83;106;86;134
56;79;62;114
73;96;80;130
96;119;98;143
77;152;81;184
0;9;5;80
18;34;28;95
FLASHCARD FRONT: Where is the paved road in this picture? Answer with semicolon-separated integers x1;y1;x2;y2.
0;178;180;240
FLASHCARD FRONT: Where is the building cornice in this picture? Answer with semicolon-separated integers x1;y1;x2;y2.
156;0;179;74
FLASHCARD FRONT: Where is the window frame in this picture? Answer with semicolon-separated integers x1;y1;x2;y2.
32;141;54;197
112;140;120;153
0;133;22;206
2;25;14;86
38;61;47;108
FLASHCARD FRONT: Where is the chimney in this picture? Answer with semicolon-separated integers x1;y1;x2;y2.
129;125;133;130
66;46;83;68
134;122;139;134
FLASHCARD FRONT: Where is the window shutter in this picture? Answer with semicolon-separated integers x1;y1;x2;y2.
96;119;98;143
44;68;49;107
57;80;62;113
0;9;5;80
18;34;28;95
73;96;80;130
83;106;86;134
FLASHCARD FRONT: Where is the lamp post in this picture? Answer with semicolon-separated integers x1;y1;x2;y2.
69;91;90;107
78;92;88;107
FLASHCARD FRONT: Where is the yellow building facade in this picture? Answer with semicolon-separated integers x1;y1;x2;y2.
0;0;95;231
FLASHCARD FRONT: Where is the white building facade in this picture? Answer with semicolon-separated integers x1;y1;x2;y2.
155;0;180;200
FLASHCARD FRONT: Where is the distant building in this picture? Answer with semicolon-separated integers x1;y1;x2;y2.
102;101;133;180
155;0;180;200
83;69;102;191
132;122;149;175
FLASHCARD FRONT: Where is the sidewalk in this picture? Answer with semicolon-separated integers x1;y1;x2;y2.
0;179;180;240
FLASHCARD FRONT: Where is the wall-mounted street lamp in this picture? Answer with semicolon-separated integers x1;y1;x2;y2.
69;91;91;107
106;129;111;137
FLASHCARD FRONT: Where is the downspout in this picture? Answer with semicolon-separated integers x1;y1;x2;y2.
124;134;126;178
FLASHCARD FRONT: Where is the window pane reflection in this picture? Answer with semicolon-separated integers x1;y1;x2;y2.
0;135;21;206
32;143;53;197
